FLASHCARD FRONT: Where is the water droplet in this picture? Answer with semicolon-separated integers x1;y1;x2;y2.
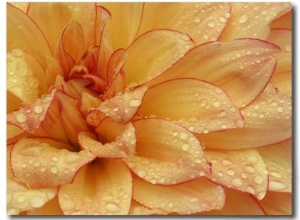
180;132;189;141
270;171;282;179
245;185;255;194
33;161;41;167
219;16;226;23
217;171;224;177
138;170;147;178
277;106;284;113
213;100;222;107
231;177;243;187
261;10;268;16
241;172;248;179
207;20;216;28
105;202;121;213
64;154;81;163
222;158;232;166
16;195;26;204
189;197;199;203
16;113;27;123
128;98;141;108
269;180;287;191
51;156;59;162
253;6;260;11
29;196;45;208
226;169;235;176
182;143;191;151
33;105;44;114
40;166;46;172
285;44;291;52
172;131;178;136
218;111;227;119
243;164;255;173
61;200;76;211
194;16;201;23
210;158;218;164
203;128;210;134
50;166;58;174
239;14;249;23
254;175;264;184
246;155;259;164
150;178;158;184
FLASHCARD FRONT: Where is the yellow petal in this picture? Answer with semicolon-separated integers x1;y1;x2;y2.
267;29;292;96
58;159;132;215
258;139;292;192
11;138;96;188
219;3;291;41
97;86;147;123
138;78;244;133
257;191;292;215
123;29;194;86
98;2;143;50
205;149;268;200
147;39;280;108
123;118;210;185
138;3;230;45
199;188;265;215
129;200;168;215
7;3;52;67
25;196;63;215
196;84;291;150
133;176;225;214
78;121;136;158
28;2;97;54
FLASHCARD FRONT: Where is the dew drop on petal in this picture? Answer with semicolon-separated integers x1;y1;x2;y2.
207;20;216;28
243;164;255;173
269;180;287;191
254;175;264;184
50;166;58;174
189;197;200;204
128;98;141;108
182;143;191;151
16;195;26;204
138;170;147;178
270;171;282;179
245;185;255;194
29;196;45;208
104;202;121;213
16;113;27;123
231;177;243;187
239;14;249;23
33;105;44;114
226;169;236;176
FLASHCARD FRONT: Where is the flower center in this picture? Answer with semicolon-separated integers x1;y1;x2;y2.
7;49;39;103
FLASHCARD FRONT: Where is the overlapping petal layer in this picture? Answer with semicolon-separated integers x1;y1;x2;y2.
25;196;63;215
129;200;168;215
123;118;210;185
133;176;225;214
138;78;244;133
58;159;132;215
258;139;292;192
220;3;291;41
138;3;230;45
205;149;268;199
196;84;292;150
11;138;95;188
147;39;280;108
123;29;194;86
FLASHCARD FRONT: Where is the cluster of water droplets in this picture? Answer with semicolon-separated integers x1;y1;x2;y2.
7;49;40;103
207;151;268;200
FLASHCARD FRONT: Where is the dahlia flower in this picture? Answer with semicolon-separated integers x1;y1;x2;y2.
7;2;292;215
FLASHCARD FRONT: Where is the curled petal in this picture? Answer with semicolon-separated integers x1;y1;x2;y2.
58;159;132;215
97;86;147;123
28;2;96;54
257;191;292;215
148;39;280;108
11;138;96;188
123;29;194;86
258;139;292;192
138;78;244;133
220;3;291;41
133;176;225;214
123;118;210;185
205;149;268;200
78;122;136;158
199;188;265;215
138;3;230;45
97;2;143;50
196;84;292;150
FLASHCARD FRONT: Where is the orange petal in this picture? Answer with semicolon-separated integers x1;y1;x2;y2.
257;191;292;215
10;2;29;12
58;159;132;215
7;178;57;215
147;39;280;108
11;137;96;188
80;92;103;116
219;3;291;41
138;78;244;133
123;118;210;185
267;29;292;96
138;3;230;45
78;122;136;158
97;2;143;50
133;176;225;214
199;188;265;215
205;149;268;199
7;91;22;112
258;139;292;192
28;2;97;54
123;29;194;86
25;196;63;215
7;123;25;145
196;84;292;150
7;3;52;67
129;200;168;215
271;10;292;29
97;86;147;123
